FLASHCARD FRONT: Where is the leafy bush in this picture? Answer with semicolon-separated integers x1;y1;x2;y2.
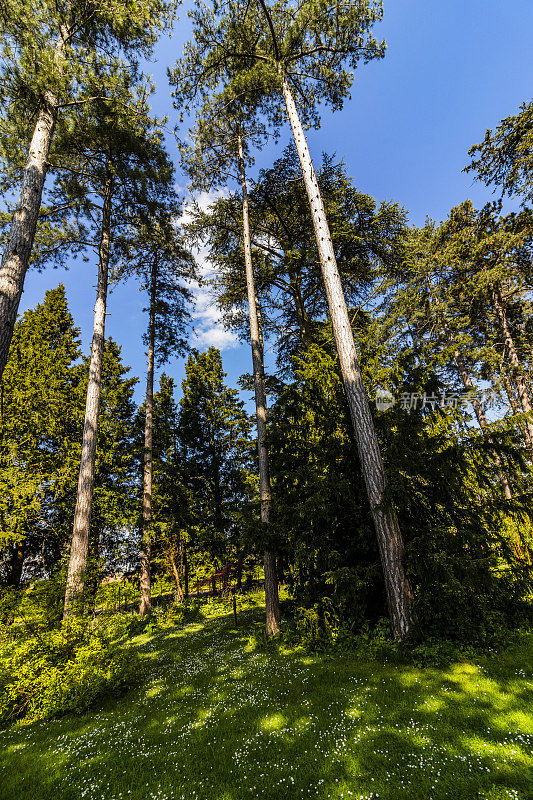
248;621;282;653
283;605;502;667
0;616;136;726
283;598;355;652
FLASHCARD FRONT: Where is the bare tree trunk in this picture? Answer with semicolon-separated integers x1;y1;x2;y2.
0;25;70;379
235;553;245;590
502;371;533;455
64;174;113;617
5;541;25;587
237;133;280;637
282;80;413;640
169;550;184;602
493;287;533;447
183;540;189;599
452;349;512;499
139;259;157;616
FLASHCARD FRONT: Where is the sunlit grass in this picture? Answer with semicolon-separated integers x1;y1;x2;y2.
1;591;532;800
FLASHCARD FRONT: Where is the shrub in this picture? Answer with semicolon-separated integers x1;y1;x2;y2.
248;621;282;653
0;616;136;726
278;598;353;652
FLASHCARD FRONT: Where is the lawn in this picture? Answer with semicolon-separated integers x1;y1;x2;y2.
1;592;532;800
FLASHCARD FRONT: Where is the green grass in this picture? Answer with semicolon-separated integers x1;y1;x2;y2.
1;592;532;800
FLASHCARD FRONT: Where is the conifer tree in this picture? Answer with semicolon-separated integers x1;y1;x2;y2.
189;146;405;372
151;375;188;601
118;213;194;616
173;2;414;636
0;285;82;585
179;100;281;633
88;338;139;596
0;0;174;378
62;84;176;615
465;100;533;204
178;348;252;569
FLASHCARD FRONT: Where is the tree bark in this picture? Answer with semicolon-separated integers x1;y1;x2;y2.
183;539;189;599
0;25;70;379
237;133;280;637
502;371;533;455
139;258;157;616
169;550;184;602
493;287;533;449
282;80;413;640
63;174;113;617
5;541;25;587
235;553;245;590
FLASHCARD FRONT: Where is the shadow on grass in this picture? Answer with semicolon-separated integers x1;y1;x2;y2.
1;607;532;800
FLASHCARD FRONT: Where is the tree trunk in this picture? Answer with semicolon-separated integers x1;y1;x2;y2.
282;80;413;640
237;133;280;637
183;539;189;599
169;550;184;602
493;286;533;448
0;26;70;379
452;348;512;499
502;371;533;455
5;541;25;587
139;259;157;616
63;174;113;617
86;525;102;612
235;553;245;591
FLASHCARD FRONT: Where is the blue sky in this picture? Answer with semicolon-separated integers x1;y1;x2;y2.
19;0;533;406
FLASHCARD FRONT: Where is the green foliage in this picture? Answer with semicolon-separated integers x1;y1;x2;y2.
142;601;204;633
0;286;83;579
187;145;406;372
0;616;136;725
0;0;175;191
465;99;533;204
91;338;139;555
178;347;254;562
172;0;385;130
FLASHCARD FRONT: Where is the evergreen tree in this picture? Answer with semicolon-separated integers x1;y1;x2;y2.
0;285;82;585
179;98;280;633
0;0;174;377
178;348;253;571
465;100;533;204
89;338;138;598
149;375;188;602
118;213;194;616
189;146;405;372
173;0;414;638
62;82;176;615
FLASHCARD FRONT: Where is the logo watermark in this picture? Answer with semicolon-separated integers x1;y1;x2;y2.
375;388;497;411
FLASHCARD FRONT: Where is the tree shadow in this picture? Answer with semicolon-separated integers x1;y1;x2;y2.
1;611;532;800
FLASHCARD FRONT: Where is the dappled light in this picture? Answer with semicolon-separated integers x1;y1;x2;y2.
1;596;532;799
1;0;532;797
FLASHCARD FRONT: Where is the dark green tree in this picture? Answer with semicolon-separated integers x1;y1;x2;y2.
88;338;138;599
178;348;253;573
0;285;82;585
118;213;194;615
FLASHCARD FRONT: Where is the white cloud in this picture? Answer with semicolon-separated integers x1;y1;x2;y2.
179;191;239;352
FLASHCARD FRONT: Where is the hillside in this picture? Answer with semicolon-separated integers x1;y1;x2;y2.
1;594;532;800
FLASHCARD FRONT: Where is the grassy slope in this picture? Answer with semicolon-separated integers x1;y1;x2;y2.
1;593;532;800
